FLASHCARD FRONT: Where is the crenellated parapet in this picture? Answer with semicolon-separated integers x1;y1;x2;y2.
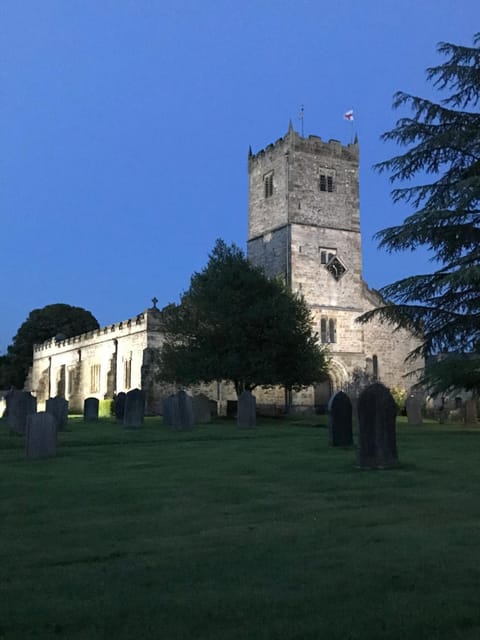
248;126;358;172
32;310;153;354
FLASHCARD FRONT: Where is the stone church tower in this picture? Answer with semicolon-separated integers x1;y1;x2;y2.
247;124;420;407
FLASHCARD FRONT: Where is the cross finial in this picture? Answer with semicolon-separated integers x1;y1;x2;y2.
152;296;158;309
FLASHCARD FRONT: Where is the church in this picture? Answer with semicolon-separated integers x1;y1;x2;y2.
29;125;421;414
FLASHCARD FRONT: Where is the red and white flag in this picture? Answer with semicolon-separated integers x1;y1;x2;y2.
344;109;354;121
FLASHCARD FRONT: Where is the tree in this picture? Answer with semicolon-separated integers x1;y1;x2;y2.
358;33;480;394
157;239;328;402
1;304;99;389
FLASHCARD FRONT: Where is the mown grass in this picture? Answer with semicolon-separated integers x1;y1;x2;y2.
1;415;480;639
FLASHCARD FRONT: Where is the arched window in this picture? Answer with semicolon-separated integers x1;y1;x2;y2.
320;317;337;344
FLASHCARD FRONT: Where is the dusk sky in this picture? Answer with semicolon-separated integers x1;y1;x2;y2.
1;1;478;354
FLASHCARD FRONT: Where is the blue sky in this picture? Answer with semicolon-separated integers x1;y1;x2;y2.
1;1;478;353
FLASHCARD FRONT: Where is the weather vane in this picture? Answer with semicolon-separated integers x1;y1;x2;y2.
299;105;304;137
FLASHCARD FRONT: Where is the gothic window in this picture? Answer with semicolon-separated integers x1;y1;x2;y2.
320;317;337;343
264;171;274;198
67;366;76;395
90;364;100;393
319;171;335;192
124;358;132;389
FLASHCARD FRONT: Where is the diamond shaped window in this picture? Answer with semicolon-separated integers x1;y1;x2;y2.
325;255;346;281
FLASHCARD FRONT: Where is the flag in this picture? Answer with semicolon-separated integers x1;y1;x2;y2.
344;109;354;122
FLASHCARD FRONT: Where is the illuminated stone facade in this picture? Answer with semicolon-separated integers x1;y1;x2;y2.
29;125;422;414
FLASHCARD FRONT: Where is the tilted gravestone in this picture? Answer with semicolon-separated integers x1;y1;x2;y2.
46;396;69;431
26;412;57;460
83;397;99;422
193;393;212;424
6;390;37;435
237;390;256;428
328;391;353;446
123;388;145;429
357;383;398;469
405;393;423;425
114;392;126;422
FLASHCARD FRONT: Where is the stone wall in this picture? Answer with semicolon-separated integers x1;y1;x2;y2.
31;310;154;413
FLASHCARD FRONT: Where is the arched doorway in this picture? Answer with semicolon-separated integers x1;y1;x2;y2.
314;358;349;413
314;378;332;413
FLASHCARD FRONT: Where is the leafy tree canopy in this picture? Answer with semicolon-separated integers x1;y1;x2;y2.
157;239;328;398
1;303;99;389
358;33;480;394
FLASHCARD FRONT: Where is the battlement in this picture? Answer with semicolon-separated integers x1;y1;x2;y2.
33;311;148;353
248;126;358;171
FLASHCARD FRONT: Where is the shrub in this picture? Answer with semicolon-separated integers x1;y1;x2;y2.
99;399;114;418
390;386;407;415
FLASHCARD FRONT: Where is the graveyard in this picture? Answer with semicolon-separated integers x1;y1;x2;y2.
2;407;480;639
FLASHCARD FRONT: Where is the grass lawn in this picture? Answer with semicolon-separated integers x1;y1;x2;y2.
2;415;480;639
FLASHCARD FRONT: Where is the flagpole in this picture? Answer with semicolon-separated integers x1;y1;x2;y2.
343;109;355;144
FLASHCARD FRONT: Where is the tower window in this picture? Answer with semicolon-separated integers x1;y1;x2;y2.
319;248;336;265
320;317;337;344
319;172;335;192
325;255;346;281
372;355;379;380
264;172;274;198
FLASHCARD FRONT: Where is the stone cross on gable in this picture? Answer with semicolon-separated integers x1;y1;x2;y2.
152;297;158;309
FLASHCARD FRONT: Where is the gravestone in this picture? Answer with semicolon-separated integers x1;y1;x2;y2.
162;395;176;427
25;412;57;460
193;393;212;424
405;393;423;425
237;390;256;428
123;388;145;429
465;398;478;425
226;400;238;418
114;392;126;422
328;391;353;446
357;383;398;469
209;400;218;418
83;397;99;422
172;390;194;431
6;390;37;434
46;396;69;431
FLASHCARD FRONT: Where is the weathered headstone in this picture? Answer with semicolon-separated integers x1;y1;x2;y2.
357;383;398;469
6;390;37;434
328;391;353;446
172;390;194;431
83;397;99;422
465;398;478;425
114;392;126;422
123;388;145;429
162;395;176;426
405;393;423;425
193;393;212;424
46;396;69;431
209;399;218;418
237;390;256;428
25;412;57;460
